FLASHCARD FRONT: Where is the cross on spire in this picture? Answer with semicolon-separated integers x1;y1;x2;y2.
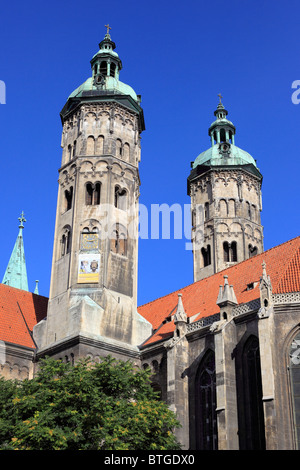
218;93;223;104
105;24;111;35
18;211;26;229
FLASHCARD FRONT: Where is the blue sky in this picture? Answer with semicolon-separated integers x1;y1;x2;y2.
0;0;299;306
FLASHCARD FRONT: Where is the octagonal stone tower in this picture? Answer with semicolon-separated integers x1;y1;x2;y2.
188;98;264;282
34;29;152;360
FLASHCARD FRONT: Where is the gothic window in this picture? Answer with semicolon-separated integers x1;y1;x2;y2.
68;144;72;161
289;331;300;449
85;183;101;206
223;241;230;262
64;186;73;212
86;183;93;205
223;241;237;262
204;202;209;220
110;62;116;77
201;245;211;267
228;199;236;217
114;186;127;210
61;226;71;257
86;136;95;155
248;244;258;258
100;61;107;76
110;225;127;256
73;140;77;158
220;199;228;217
252;204;257;222
123;142;130;161
231;241;237;262
96;135;104;154
238;336;266;449
116;138;122;156
195;350;218;450
246;201;251;220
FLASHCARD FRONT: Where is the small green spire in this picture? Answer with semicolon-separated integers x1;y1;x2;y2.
2;212;29;291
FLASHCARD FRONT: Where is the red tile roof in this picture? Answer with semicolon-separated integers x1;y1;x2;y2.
138;236;300;346
0;284;48;349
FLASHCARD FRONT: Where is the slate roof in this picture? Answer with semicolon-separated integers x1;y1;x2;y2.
138;236;300;347
0;284;48;349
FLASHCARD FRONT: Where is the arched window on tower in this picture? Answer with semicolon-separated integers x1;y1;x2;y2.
195;350;218;450
61;226;71;257
201;245;211;267
116;139;122;157
228;199;236;217
64;186;73;212
248;244;258;258
204;202;210;220
73;140;77;158
223;241;230;262
86;136;95;155
252;204;257;223
96;135;104;154
110;62;116;77
67;144;72;162
223;241;237;262
231;241;237;262
114;186;127;210
123;142;130;161
110;224;127;256
100;61;107;76
246;201;252;220
220;199;228;217
85;183;101;206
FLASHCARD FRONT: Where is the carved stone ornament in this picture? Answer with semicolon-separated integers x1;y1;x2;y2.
93;73;105;89
218;142;231;157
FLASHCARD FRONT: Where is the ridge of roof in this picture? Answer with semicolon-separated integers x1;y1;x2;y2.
138;236;300;346
138;235;300;309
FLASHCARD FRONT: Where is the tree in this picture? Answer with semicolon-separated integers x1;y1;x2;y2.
0;356;181;450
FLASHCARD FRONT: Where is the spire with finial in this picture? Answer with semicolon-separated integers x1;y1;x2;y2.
2;212;29;291
208;95;236;146
217;275;238;306
90;24;122;82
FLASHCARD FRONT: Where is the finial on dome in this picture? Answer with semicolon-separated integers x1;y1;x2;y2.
104;23;112;37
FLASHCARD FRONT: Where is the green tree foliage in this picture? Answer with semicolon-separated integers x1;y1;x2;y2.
0;356;181;450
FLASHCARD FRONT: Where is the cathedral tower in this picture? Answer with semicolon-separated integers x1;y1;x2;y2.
34;28;152;359
188;98;264;282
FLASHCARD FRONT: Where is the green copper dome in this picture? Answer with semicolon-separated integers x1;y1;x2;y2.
192;143;258;169
192;97;260;171
68;27;138;103
61;27;144;123
68;76;138;102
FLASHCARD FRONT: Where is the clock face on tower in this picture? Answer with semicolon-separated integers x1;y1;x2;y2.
80;233;99;251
